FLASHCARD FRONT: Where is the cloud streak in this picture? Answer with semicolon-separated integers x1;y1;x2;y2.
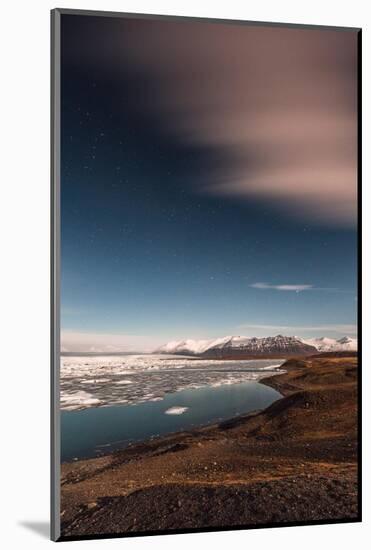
119;22;356;225
250;282;314;292
64;20;357;226
249;282;353;293
249;281;347;292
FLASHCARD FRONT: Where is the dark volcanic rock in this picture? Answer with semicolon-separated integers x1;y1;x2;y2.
61;476;358;537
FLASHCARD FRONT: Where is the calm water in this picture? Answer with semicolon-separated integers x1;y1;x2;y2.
61;381;281;462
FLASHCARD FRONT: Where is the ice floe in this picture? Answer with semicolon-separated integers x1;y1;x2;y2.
60;355;284;411
164;406;189;415
60;390;101;411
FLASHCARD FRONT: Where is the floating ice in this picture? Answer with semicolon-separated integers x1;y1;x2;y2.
60;390;101;411
164;406;189;415
60;354;284;411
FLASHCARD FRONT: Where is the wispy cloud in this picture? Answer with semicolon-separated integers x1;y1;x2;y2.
250;282;313;292
98;22;356;226
249;282;348;293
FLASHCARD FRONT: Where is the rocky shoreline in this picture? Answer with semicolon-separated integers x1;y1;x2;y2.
60;353;359;539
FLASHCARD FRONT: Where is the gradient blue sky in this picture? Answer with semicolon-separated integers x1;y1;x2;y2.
60;15;358;351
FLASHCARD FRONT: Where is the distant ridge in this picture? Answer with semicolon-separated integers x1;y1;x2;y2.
155;334;357;359
301;336;357;352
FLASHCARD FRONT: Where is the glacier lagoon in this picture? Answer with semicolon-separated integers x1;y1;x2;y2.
61;379;281;461
61;354;283;462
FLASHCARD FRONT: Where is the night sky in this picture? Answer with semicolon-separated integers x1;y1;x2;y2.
60;14;358;352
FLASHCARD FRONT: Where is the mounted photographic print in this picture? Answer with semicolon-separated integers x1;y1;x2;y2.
51;9;361;541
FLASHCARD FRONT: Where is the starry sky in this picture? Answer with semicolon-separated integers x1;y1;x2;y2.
60;14;358;352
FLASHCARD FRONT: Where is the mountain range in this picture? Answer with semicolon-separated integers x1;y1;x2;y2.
301;336;357;352
155;334;357;359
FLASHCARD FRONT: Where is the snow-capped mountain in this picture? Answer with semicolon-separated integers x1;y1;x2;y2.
302;336;357;352
155;334;357;358
156;336;232;356
156;335;317;358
